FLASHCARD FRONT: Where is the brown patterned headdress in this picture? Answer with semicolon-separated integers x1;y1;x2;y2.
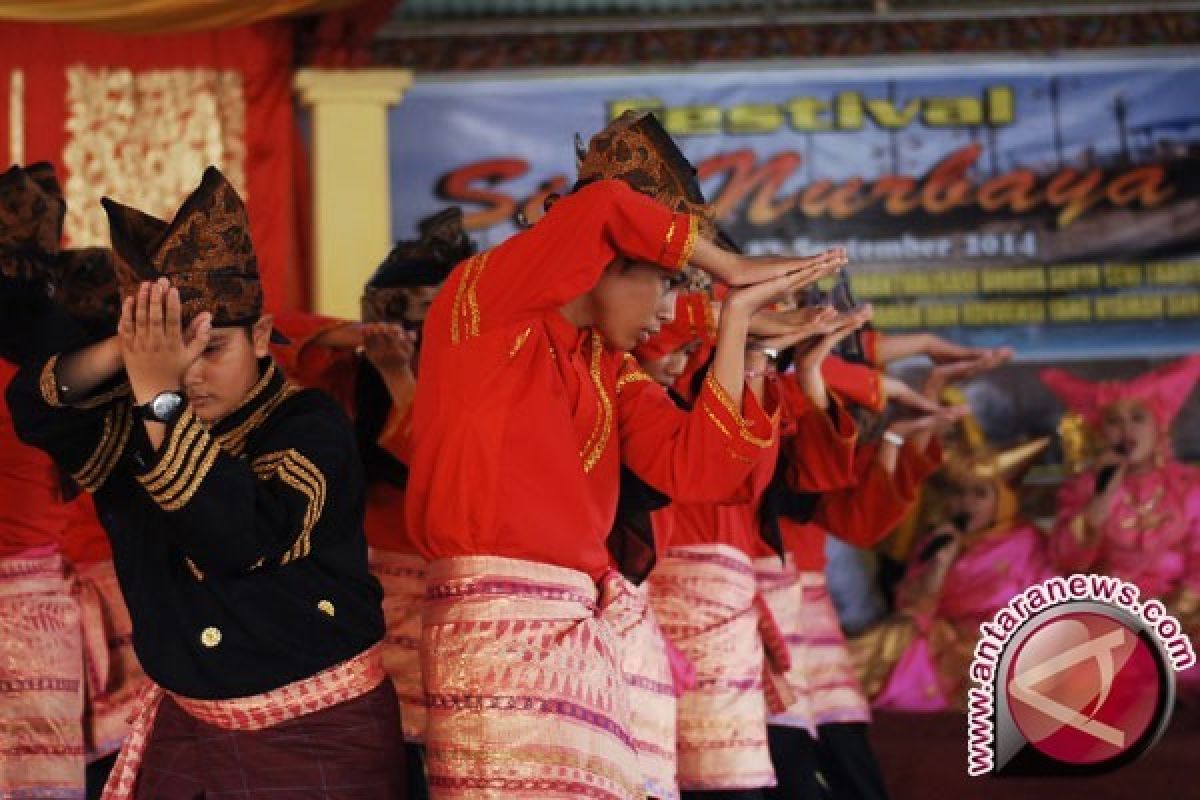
361;206;476;323
576;111;716;240
50;247;121;330
0;162;66;283
102;166;263;328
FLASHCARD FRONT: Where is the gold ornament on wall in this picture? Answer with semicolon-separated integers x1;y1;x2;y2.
62;66;247;248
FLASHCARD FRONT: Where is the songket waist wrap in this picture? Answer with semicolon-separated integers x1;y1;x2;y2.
0;546;85;799
76;559;148;761
792;571;871;726
368;548;429;743
101;643;386;799
648;544;776;791
421;555;642;800
598;571;680;800
754;555;819;736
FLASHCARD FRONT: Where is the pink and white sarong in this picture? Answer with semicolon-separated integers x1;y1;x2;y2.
368;548;428;743
0;547;85;799
648;544;775;791
421;556;642;800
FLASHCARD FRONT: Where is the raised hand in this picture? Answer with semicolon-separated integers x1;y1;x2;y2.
921;348;1010;400
881;374;945;417
795;305;874;368
750;306;840;353
878;331;1012;366
788;306;874;408
723;255;845;319
362;323;415;379
691;238;848;289
119;278;212;406
885;405;969;440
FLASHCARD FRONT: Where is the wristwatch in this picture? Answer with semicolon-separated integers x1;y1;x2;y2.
134;390;186;424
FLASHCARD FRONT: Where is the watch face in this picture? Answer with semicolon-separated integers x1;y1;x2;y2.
150;392;183;421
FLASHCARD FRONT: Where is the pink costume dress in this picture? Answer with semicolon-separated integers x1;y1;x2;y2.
857;520;1054;711
1051;463;1200;692
1043;355;1200;695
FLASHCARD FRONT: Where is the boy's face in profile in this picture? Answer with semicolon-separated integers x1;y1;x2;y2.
589;260;681;352
182;315;272;424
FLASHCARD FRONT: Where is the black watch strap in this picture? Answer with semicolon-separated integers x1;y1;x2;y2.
134;391;186;424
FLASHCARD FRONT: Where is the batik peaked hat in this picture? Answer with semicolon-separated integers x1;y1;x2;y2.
51;247;121;329
102;165;265;330
362;206;476;323
577;110;716;239
0;162;66;282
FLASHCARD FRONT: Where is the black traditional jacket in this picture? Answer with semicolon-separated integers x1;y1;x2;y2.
6;355;384;700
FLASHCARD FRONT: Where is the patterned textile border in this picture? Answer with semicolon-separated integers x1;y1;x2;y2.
370;12;1200;70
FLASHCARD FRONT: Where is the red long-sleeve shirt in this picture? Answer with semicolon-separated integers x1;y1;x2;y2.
783;439;944;572
0;360;70;556
406;180;776;579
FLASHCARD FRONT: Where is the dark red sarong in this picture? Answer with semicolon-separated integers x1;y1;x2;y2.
133;681;405;799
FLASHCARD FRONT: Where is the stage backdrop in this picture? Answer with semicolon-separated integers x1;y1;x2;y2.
389;55;1200;362
0;20;310;311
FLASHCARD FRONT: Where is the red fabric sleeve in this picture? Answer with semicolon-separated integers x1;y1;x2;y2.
460;179;698;338
815;446;914;549
616;357;777;505
778;376;858;493
822;356;885;413
270;310;359;415
892;437;944;501
862;329;884;368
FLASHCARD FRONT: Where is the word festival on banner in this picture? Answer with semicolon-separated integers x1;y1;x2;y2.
391;56;1200;357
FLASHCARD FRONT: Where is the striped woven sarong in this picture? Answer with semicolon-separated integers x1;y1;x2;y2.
754;555;819;736
0;547;85;799
77;559;148;761
368;548;428;743
599;571;679;800
647;544;775;791
421;556;641;800
793;572;870;727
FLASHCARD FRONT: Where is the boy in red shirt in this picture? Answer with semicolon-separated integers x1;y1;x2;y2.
407;112;845;799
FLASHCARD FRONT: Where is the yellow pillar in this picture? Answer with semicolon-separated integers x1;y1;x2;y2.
294;69;413;318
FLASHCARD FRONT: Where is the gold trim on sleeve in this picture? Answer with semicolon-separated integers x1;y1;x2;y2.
508;325;533;358
578;331;613;473
73;401;134;491
38;355;131;410
615;356;655;395
137;408;223;512
701;403;733;438
39;355;62;406
703;373;773;449
450;252;490;345
252;449;327;565
676;215;699;269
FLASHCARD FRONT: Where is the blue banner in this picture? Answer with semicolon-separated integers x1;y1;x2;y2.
389;57;1200;360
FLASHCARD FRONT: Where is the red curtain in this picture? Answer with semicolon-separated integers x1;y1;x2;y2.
0;20;311;312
